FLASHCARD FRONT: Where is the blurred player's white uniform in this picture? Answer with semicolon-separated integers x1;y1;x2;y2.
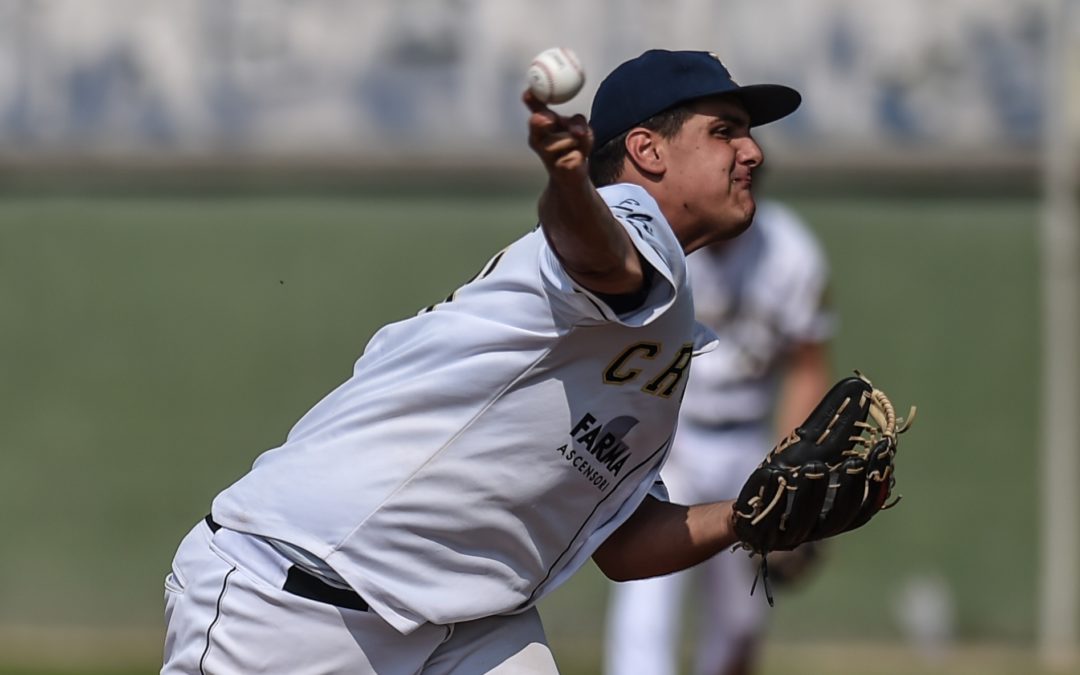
605;201;833;675
162;184;719;674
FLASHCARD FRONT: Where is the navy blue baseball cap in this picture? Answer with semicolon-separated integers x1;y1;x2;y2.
589;49;801;150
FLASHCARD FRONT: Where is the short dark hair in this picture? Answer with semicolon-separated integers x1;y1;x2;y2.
588;106;694;187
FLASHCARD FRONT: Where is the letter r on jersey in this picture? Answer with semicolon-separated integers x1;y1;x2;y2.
642;343;694;398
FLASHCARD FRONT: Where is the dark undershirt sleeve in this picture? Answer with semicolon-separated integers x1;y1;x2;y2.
593;258;657;315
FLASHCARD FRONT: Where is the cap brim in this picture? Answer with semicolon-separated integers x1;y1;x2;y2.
731;84;802;127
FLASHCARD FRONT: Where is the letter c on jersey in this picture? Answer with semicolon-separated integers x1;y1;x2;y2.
604;343;660;383
604;342;693;398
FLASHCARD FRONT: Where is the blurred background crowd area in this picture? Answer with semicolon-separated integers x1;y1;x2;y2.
1;1;1078;674
0;0;1064;162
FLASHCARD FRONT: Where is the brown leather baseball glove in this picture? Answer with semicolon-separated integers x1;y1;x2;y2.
732;371;915;604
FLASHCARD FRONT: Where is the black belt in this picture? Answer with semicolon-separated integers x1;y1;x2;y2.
682;418;762;433
204;515;369;612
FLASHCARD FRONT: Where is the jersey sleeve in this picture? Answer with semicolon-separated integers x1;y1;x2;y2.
538;184;682;327
766;205;835;345
648;477;670;503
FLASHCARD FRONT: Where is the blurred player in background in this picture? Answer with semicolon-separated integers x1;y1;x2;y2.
605;194;834;675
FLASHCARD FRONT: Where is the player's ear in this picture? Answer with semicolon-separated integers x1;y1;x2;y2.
624;128;665;176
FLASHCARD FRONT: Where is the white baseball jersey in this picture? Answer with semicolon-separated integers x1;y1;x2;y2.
605;203;834;675
676;201;833;429
212;183;717;634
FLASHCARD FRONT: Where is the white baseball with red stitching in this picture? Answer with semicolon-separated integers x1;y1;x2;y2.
527;47;585;104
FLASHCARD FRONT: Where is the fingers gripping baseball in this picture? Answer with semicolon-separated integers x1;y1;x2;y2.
524;91;593;174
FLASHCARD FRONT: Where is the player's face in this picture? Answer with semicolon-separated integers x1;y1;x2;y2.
659;96;762;251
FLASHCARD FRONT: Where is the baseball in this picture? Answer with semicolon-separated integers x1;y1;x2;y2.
527;47;585;104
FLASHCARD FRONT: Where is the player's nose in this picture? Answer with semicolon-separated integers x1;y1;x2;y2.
735;136;763;168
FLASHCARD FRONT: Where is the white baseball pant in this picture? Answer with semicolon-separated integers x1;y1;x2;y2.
162;519;559;674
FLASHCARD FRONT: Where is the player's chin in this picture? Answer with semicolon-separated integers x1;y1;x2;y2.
709;215;753;242
740;195;758;225
729;216;754;239
717;201;756;239
740;189;757;216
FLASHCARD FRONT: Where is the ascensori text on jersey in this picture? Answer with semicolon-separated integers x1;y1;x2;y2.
554;444;611;492
551;411;639;492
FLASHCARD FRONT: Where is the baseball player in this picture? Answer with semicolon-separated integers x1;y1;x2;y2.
161;50;802;674
604;198;834;675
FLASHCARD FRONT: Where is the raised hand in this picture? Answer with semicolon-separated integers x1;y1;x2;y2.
524;90;593;177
